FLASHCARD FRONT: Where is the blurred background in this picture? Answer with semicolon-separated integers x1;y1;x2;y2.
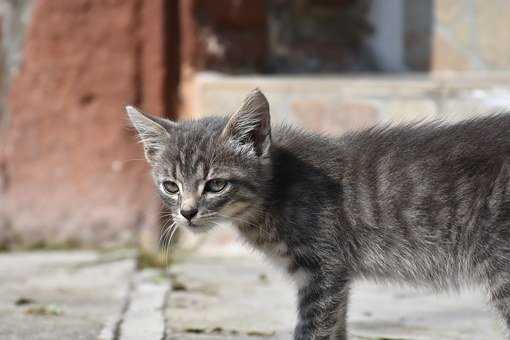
2;1;510;339
1;0;510;256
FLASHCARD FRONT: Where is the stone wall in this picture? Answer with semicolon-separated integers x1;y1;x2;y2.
433;0;510;72
194;73;510;131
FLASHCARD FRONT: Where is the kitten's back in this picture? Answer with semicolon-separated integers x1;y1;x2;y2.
338;115;510;285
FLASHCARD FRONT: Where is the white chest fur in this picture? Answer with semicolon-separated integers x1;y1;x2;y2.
261;241;310;289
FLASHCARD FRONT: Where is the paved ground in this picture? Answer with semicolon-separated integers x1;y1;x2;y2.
165;255;505;340
0;250;506;340
0;251;134;340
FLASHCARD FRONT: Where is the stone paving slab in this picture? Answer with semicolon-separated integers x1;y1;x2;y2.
119;269;169;340
0;251;135;340
0;250;505;340
165;254;506;340
165;256;294;340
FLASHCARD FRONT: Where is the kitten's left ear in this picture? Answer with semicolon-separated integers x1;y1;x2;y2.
221;88;271;157
126;105;175;163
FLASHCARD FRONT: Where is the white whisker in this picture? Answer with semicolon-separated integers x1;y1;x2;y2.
164;224;180;263
159;220;176;264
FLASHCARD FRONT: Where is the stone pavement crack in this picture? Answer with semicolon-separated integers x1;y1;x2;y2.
163;253;506;339
112;277;135;340
98;265;136;340
0;251;135;340
118;269;170;340
160;276;172;340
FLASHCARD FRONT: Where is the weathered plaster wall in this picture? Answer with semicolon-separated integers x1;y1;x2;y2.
0;0;173;249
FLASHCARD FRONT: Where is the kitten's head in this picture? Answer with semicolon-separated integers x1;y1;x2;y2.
127;89;271;232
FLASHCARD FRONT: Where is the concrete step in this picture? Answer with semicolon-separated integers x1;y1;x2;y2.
189;72;510;135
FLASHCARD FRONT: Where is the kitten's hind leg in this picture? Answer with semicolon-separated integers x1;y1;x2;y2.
294;273;350;340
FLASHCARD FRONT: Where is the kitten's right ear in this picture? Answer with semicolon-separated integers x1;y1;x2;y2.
221;89;271;157
125;105;174;163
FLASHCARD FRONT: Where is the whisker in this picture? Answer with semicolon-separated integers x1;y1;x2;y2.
159;219;175;244
164;224;179;263
159;220;176;264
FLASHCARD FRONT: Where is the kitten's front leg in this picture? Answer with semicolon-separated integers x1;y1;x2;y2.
294;273;350;340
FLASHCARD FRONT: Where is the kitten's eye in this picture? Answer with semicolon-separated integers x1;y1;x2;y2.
162;181;179;194
205;179;228;193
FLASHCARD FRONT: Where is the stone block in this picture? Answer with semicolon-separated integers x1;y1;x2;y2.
436;0;467;26
432;32;472;72
379;99;438;124
193;72;510;128
439;87;510;122
290;98;379;134
433;0;510;71
165;253;504;340
0;251;134;340
193;73;440;132
475;0;510;68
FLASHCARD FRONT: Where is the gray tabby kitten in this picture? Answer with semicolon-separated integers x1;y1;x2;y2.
127;89;510;340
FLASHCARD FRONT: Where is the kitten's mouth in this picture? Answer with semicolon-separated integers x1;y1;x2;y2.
183;220;215;233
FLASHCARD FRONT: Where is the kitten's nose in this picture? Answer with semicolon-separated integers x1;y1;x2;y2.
180;207;198;221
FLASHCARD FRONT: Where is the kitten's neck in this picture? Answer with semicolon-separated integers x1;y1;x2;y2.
235;127;345;250
235;205;277;248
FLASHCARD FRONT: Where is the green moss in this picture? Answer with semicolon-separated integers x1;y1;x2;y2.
136;249;171;269
150;271;169;284
25;304;63;316
26;239;81;250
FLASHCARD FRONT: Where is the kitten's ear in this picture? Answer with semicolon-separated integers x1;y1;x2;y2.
125;105;174;163
221;89;271;157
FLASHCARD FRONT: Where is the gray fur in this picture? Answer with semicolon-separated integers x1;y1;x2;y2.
128;90;510;339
